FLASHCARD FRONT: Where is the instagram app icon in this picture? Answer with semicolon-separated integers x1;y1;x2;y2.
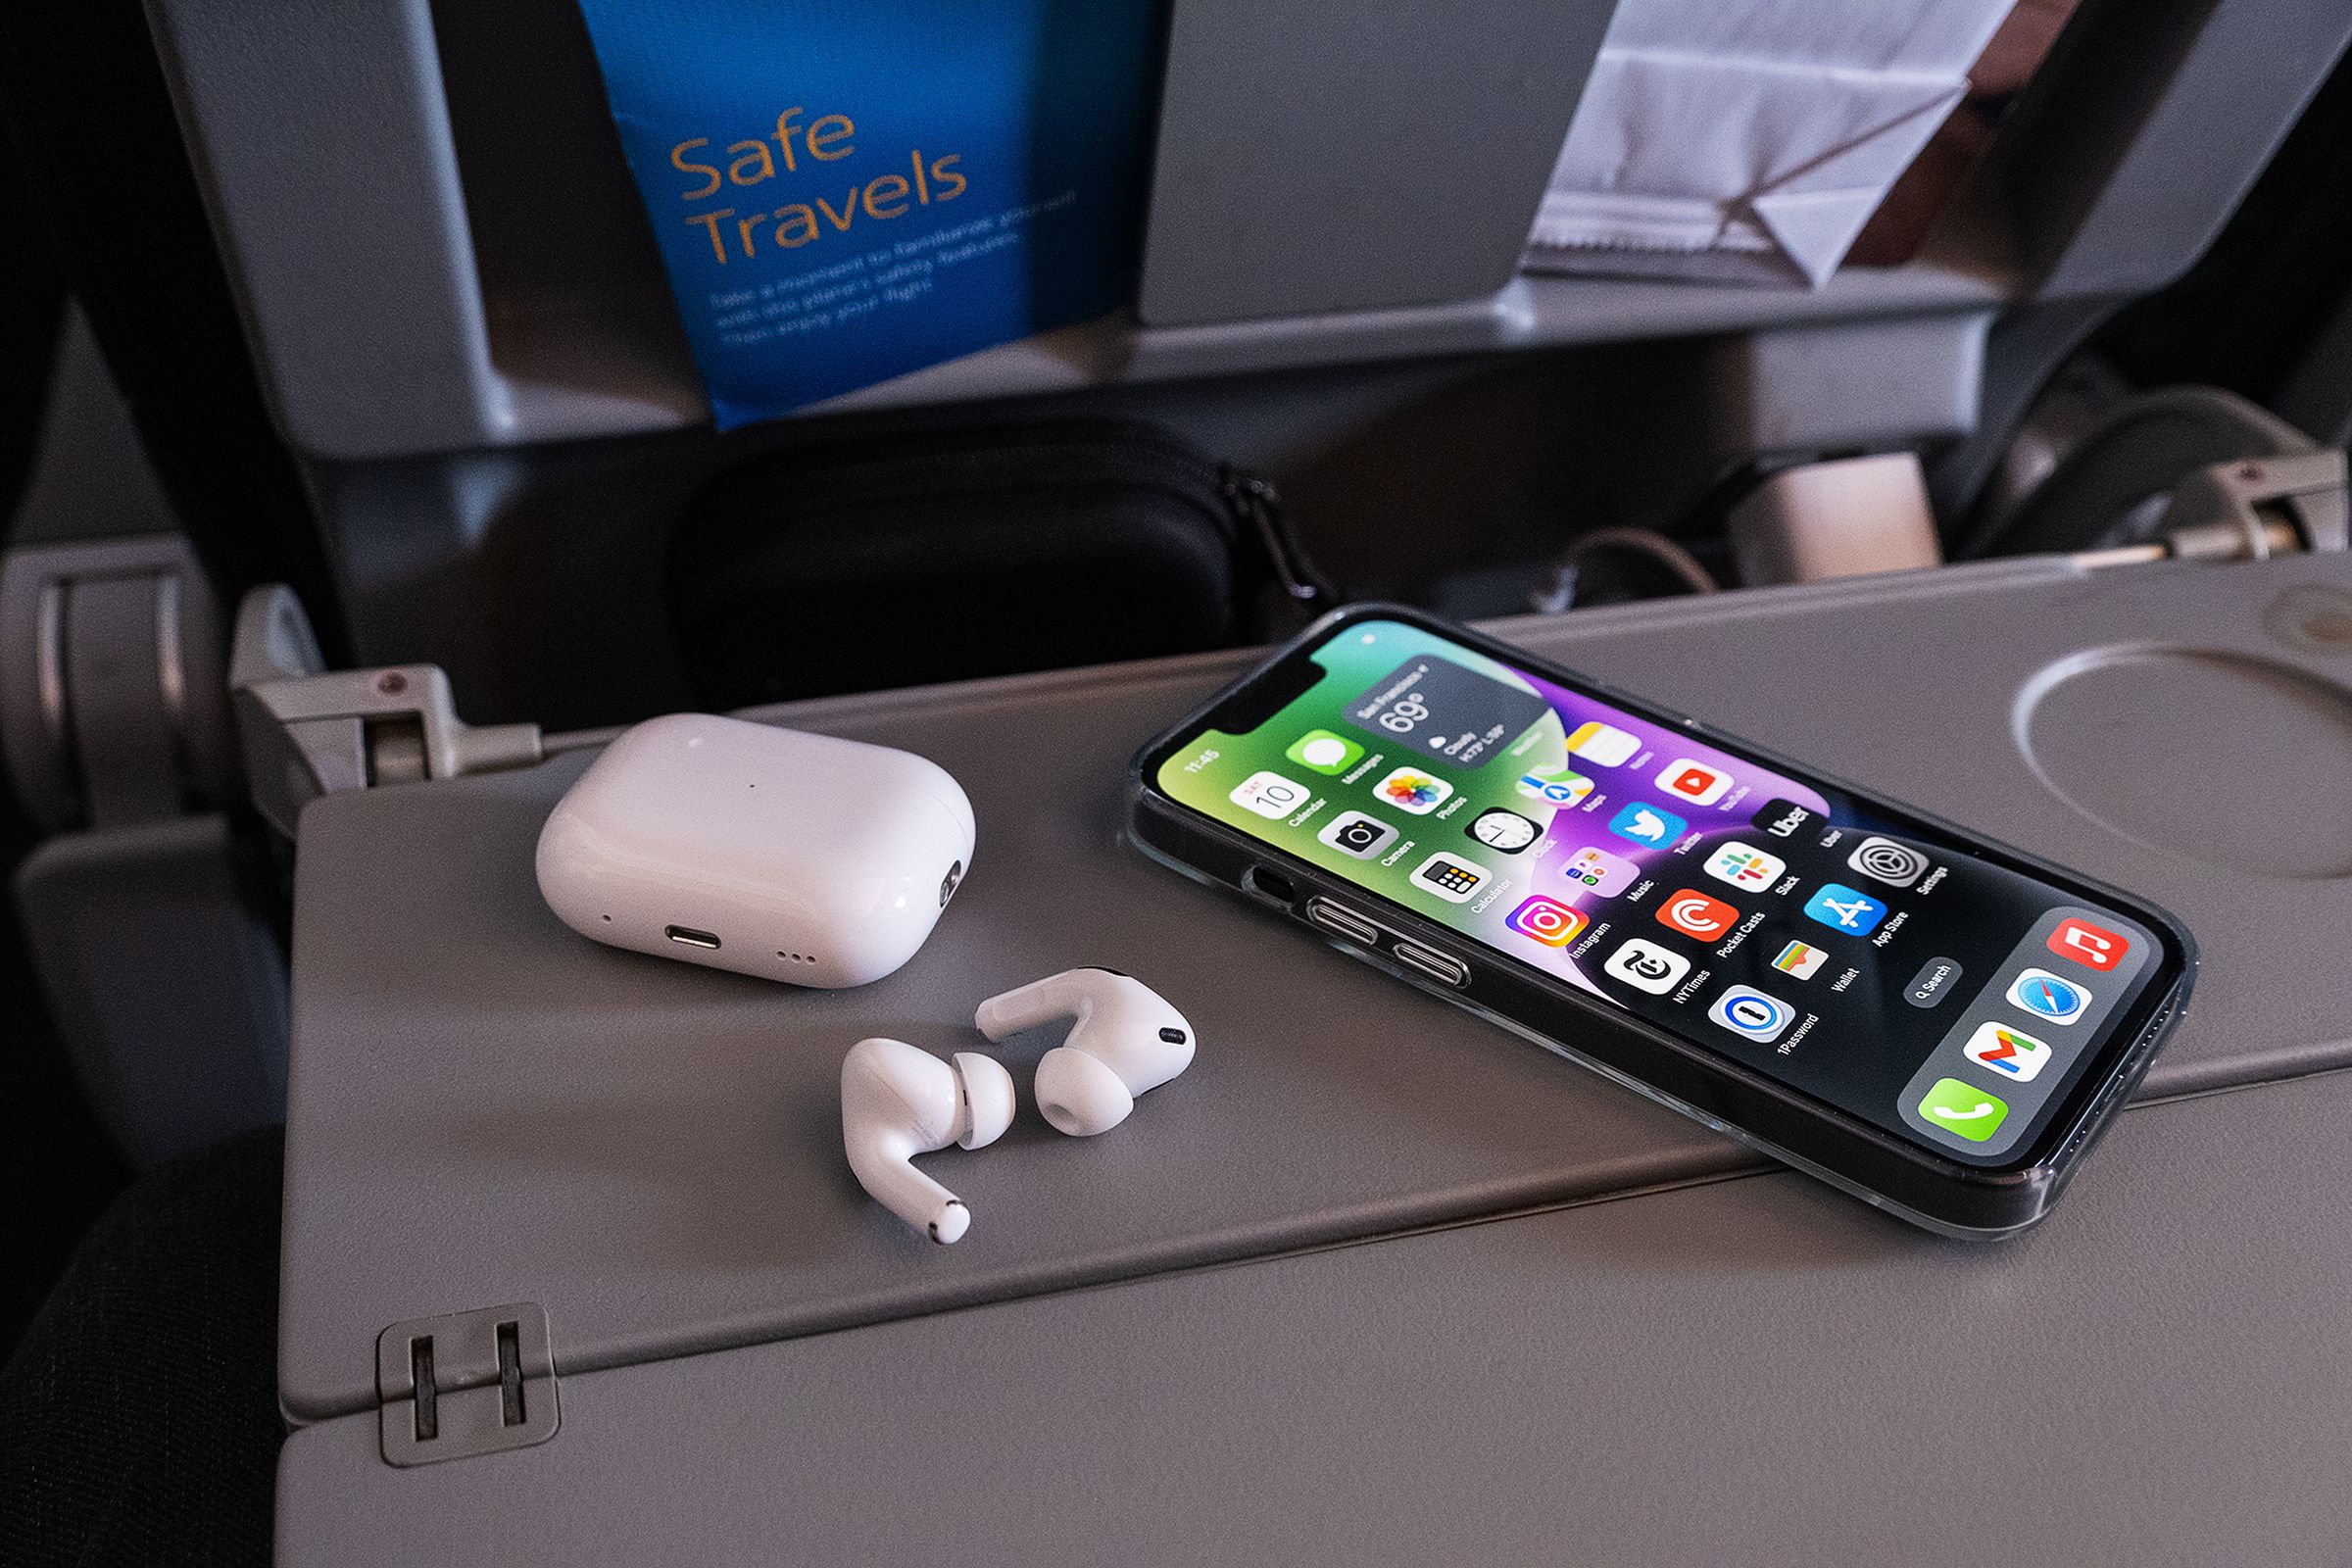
1505;895;1588;947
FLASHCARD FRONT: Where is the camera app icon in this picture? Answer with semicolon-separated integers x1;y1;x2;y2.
1317;810;1399;860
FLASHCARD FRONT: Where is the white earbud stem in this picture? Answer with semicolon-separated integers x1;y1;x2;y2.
842;1037;995;1244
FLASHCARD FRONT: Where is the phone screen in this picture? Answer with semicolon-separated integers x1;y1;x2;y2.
1150;615;2172;1166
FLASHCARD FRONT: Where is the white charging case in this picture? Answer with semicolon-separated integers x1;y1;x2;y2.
534;712;974;989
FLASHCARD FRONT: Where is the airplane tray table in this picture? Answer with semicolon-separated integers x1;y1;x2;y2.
279;553;2352;1428
279;1066;2352;1567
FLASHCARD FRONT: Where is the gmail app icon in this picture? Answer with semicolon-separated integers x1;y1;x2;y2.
2047;917;2129;973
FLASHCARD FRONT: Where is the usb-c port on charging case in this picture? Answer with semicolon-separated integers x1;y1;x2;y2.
664;925;722;950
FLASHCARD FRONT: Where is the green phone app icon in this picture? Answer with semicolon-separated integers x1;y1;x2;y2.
1286;729;1365;775
1918;1078;2009;1143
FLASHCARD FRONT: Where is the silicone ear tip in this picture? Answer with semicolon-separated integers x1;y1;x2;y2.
952;1053;1016;1149
1034;1048;1134;1138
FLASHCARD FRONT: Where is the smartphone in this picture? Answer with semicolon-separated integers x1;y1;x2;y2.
1128;603;2194;1237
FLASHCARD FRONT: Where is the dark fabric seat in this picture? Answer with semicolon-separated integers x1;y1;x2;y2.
0;1126;283;1568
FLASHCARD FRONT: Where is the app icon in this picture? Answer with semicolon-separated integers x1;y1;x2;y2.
1657;888;1740;941
1703;841;1787;892
1751;798;1819;840
1505;894;1588;946
1709;985;1794;1044
1846;835;1928;888
1514;768;1594;808
1963;1021;2054;1083
1566;720;1641;767
1373;767;1453;815
1412;852;1495;905
1558;845;1641;897
1318;810;1399;859
1771;940;1827;980
1230;770;1313;820
1468;808;1541;854
1802;882;1887;937
2008;967;2091;1024
1603;938;1690;994
2048;917;2130;972
1656;758;1732;807
1606;801;1689;848
1917;1078;2009;1143
1285;729;1365;775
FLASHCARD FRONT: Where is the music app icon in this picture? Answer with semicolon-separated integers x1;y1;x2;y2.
2047;917;2129;973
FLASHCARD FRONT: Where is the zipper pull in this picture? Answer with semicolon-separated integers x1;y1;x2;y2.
1222;466;1340;614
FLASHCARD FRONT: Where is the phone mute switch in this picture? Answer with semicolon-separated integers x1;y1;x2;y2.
1393;941;1468;988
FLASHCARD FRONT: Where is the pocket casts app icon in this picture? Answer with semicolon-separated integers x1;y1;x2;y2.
1657;888;1739;941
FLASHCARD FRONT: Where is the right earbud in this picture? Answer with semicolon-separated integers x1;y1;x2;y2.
975;968;1196;1137
840;1037;1015;1243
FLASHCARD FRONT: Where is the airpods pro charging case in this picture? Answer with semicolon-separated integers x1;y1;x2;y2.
535;713;974;989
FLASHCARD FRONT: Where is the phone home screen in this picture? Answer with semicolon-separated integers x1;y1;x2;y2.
1153;616;2166;1165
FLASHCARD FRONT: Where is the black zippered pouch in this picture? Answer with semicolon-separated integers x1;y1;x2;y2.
667;419;1337;704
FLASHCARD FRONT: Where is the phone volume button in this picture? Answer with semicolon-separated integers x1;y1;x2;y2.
1393;941;1468;989
1306;898;1382;947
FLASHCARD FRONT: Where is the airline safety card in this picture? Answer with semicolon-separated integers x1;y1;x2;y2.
574;0;1164;428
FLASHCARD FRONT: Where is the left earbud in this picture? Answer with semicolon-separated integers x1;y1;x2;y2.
840;1037;1015;1244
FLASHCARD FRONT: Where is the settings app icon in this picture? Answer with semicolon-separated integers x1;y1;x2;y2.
1846;836;1928;888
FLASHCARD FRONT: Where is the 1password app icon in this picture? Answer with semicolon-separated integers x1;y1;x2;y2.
1919;1078;2009;1142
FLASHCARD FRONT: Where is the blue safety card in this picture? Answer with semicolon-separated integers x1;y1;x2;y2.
574;0;1164;428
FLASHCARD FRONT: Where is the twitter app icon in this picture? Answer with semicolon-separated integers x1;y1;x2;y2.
1607;802;1689;848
